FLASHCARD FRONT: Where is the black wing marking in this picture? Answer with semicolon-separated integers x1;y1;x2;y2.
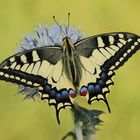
0;68;46;88
75;32;140;110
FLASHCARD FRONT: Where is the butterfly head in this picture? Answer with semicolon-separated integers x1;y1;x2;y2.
53;13;84;47
62;36;74;47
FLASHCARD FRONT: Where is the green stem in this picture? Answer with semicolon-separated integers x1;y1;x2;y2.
71;103;96;140
72;103;83;140
74;118;84;140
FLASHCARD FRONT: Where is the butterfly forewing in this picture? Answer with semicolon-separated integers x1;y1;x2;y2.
1;46;63;81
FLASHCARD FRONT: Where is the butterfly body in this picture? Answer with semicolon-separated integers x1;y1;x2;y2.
0;28;140;123
62;37;82;89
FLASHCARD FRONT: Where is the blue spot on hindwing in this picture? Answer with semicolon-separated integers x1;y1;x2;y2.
56;93;62;101
44;85;51;92
95;85;101;92
101;72;108;80
61;90;69;98
50;89;56;97
98;79;105;87
88;84;95;93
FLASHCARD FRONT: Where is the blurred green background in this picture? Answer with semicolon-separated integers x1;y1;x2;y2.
0;0;140;140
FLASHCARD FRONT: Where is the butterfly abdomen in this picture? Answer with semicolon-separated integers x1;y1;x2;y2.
63;54;82;88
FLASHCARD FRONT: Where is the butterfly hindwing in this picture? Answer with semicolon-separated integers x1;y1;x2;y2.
75;32;140;109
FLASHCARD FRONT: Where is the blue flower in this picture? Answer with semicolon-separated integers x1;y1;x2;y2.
18;24;85;52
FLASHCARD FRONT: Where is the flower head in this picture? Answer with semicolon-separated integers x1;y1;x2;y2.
18;24;85;52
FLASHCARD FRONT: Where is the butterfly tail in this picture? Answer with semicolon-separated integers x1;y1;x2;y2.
103;95;111;113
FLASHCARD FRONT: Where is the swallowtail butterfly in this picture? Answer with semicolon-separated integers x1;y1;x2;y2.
0;15;140;123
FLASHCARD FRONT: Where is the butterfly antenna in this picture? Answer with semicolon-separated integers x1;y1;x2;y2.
53;16;66;37
68;12;70;30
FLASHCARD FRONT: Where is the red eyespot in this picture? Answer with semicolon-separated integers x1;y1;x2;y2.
70;93;76;98
80;90;88;96
69;89;76;98
80;87;88;96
